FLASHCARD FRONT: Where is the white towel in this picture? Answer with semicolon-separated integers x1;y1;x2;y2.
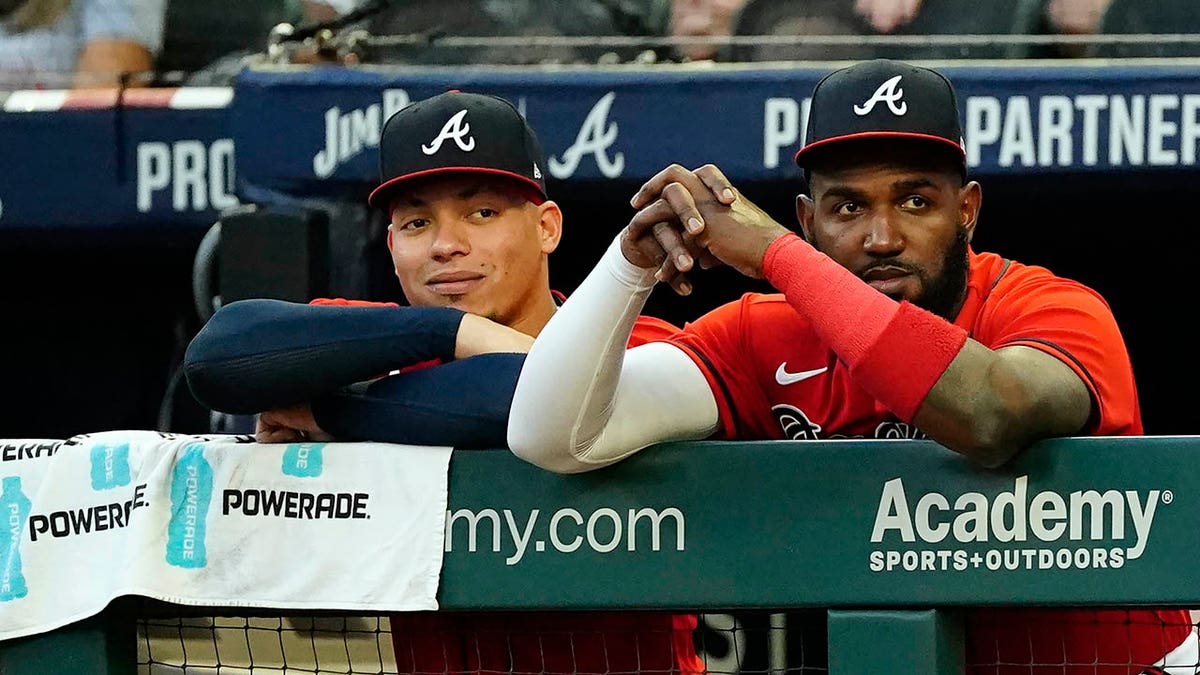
0;430;452;640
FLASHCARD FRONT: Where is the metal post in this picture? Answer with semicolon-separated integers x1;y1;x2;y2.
828;609;963;675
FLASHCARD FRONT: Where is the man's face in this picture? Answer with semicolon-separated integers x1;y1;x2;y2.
386;175;561;327
799;150;981;321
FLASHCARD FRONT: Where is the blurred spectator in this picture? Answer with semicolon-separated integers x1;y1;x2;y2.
669;0;746;61
851;0;1127;57
852;0;921;34
1087;0;1200;58
1044;0;1111;35
731;0;1042;61
728;0;870;62
354;0;669;66
0;0;164;89
853;0;1115;37
728;0;1192;62
1031;0;1112;57
155;0;298;84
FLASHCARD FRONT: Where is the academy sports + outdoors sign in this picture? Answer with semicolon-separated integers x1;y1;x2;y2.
438;437;1198;610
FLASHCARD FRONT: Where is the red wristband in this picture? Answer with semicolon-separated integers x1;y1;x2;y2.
762;233;968;421
850;303;968;421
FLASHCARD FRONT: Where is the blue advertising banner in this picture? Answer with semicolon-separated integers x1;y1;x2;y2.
4;62;1199;230
233;62;1200;198
0;92;233;231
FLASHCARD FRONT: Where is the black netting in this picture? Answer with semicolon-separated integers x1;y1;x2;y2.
135;609;1199;674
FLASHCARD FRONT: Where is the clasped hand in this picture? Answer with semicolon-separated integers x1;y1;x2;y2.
621;164;791;295
256;403;333;444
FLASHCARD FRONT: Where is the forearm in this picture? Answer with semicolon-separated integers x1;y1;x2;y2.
74;40;154;87
509;237;654;468
184;299;463;414
454;314;534;358
508;238;718;473
312;354;525;448
914;342;1092;467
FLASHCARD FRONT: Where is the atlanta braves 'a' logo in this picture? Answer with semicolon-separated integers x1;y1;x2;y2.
772;404;823;440
771;404;928;441
422;109;476;155
853;75;907;116
874;421;927;440
549;92;624;179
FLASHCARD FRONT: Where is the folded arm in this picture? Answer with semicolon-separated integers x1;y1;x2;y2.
913;342;1092;466
312;353;526;448
184;299;530;415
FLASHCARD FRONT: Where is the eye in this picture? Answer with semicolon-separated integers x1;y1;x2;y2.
395;217;429;232
902;195;928;209
834;201;861;216
475;207;499;218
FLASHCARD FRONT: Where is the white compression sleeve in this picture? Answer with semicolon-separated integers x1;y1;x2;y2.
508;237;720;473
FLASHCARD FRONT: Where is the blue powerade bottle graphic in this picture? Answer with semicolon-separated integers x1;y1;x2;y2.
166;444;213;569
282;442;324;478
0;476;31;601
90;442;131;490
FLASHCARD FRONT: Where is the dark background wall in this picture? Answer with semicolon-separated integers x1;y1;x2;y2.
0;229;205;438
0;170;1188;439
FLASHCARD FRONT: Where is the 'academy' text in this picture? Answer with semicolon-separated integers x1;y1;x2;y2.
869;476;1170;574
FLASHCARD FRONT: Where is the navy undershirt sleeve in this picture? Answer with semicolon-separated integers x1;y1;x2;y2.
310;353;526;449
183;299;464;414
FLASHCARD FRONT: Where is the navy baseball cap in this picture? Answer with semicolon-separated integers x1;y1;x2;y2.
368;91;548;212
794;59;966;172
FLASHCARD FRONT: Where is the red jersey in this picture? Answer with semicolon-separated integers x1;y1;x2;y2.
668;251;1140;442
309;298;402;307
310;299;701;673
667;251;1189;674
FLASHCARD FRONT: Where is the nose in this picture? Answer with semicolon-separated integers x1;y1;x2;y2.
429;220;470;261
863;211;904;257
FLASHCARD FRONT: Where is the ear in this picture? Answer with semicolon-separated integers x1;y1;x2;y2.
385;223;396;253
796;194;816;242
959;181;983;242
536;200;564;255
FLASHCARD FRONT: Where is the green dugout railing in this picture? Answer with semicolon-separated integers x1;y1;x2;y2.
4;437;1199;674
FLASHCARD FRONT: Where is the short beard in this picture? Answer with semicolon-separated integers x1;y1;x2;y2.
911;226;970;321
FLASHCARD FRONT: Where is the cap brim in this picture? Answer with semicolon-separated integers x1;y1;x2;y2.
794;131;966;167
368;166;547;211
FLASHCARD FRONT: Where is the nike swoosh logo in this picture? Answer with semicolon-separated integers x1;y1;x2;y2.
775;363;828;386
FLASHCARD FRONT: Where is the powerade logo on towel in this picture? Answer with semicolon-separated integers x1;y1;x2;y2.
90;442;131;490
282;443;324;478
0;476;31;601
166;444;213;569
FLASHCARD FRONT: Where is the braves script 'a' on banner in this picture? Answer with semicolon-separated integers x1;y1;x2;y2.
0;431;452;641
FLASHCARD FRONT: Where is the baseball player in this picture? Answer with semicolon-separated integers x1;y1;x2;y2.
507;59;1197;674
185;91;704;674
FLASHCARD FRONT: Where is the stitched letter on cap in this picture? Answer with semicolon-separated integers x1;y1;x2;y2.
422;109;476;155
854;75;907;116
